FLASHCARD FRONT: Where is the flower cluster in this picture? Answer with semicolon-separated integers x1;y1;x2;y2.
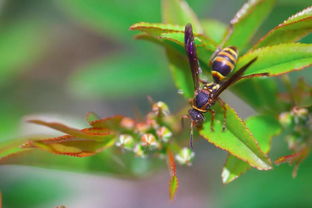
279;106;311;150
114;101;195;165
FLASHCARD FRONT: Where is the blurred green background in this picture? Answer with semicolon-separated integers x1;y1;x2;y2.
0;0;311;207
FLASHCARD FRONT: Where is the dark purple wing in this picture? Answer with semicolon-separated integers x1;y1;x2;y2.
213;57;258;99
185;23;200;91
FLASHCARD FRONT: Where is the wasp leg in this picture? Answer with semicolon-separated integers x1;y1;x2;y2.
207;109;215;131
217;98;227;131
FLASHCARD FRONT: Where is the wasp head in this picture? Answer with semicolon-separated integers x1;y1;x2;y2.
188;108;204;126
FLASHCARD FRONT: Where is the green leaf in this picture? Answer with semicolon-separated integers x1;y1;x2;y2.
133;30;214;99
28;120;111;141
237;43;312;77
165;48;194;98
223;0;275;51
160;32;216;52
0;139;30;161
200;104;272;170
162;0;203;33
253;6;312;49
130;22;185;35
201;19;227;43
134;33;195;98
232;78;282;113
222;115;281;184
22;135;115;157
89;115;124;130
130;22;217;51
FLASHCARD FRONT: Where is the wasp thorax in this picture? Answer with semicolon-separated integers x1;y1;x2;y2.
195;91;210;108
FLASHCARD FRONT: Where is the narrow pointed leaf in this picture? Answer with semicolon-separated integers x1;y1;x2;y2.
253;6;312;49
222;115;281;184
162;0;203;33
89;115;124;130
167;151;178;200
169;176;178;200
237;43;312;77
28;120;110;141
275;146;310;178
130;22;217;50
200;104;272;170
223;0;275;50
22;135;115;157
0;139;31;161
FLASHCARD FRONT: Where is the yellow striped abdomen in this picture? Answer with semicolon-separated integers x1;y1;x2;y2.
211;46;238;83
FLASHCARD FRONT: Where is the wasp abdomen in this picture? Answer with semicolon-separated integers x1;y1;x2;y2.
211;46;238;83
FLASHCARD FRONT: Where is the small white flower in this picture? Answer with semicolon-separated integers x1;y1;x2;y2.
176;147;195;166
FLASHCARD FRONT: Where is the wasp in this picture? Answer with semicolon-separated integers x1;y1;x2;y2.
184;23;268;147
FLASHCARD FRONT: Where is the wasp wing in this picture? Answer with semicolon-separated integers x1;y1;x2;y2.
185;23;200;91
213;57;258;99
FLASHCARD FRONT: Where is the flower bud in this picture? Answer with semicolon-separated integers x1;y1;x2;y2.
292;107;309;124
152;101;170;116
175;147;195;166
279;112;293;128
115;134;134;150
136;122;151;133
141;133;160;149
120;117;135;130
133;144;145;157
156;126;172;142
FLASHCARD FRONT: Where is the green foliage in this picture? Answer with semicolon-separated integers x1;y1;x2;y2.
253;6;312;48
200;105;272;170
223;0;276;51
1;0;312;202
222;115;281;183
237;43;312;76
